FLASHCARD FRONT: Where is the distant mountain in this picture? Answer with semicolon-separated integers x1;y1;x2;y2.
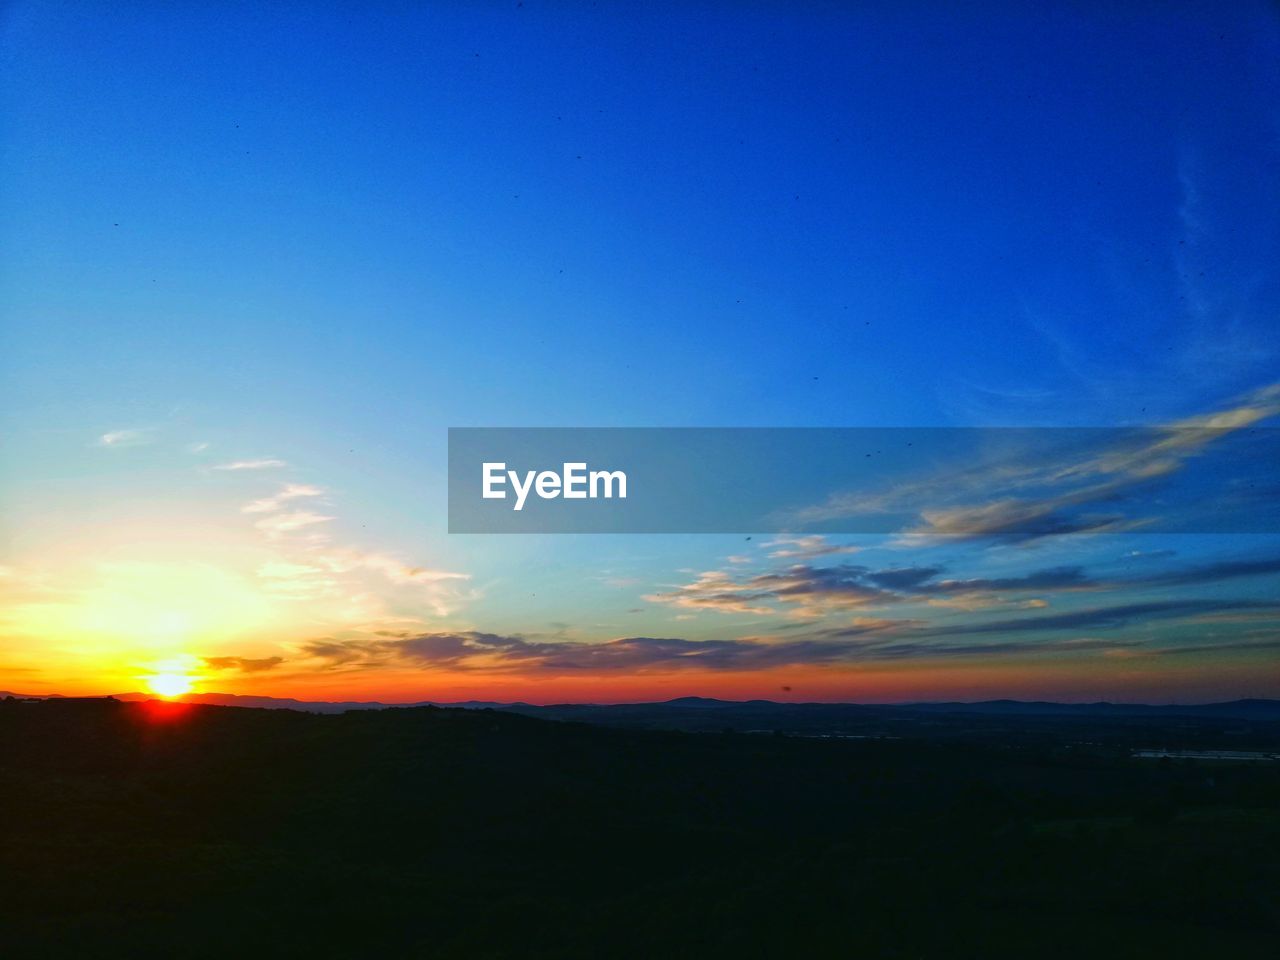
106;691;521;714
509;697;1280;732
6;689;1279;725
897;699;1280;721
4;690;442;713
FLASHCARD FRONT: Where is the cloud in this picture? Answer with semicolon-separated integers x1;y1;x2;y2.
299;631;886;673
1124;549;1177;561
243;483;325;514
643;570;777;616
943;148;1279;429
764;536;860;559
1150;636;1280;658
912;498;1140;541
227;464;473;618
255;511;335;537
255;560;339;599
315;548;469;587
96;428;153;448
904;566;1094;594
1173;152;1278;386
277;548;1280;669
913;599;1280;638
296;600;1278;675
215;459;287;471
645;551;1280;625
646;561;1101;618
202;656;285;673
786;383;1280;541
253;548;473;615
1133;556;1280;588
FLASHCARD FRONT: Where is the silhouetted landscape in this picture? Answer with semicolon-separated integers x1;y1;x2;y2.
2;696;1277;957
5;2;1279;957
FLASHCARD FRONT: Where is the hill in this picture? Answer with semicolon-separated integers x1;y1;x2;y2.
9;690;1280;724
0;696;1277;957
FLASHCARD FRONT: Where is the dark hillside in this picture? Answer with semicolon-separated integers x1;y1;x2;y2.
1;698;1277;958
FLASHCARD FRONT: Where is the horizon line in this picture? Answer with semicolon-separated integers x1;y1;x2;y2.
5;690;1276;710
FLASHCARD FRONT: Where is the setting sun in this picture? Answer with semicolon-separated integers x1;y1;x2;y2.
147;672;194;699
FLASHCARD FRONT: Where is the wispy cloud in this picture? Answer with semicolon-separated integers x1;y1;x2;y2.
764;536;860;560
1173;151;1278;387
243;483;326;514
647;553;1280;620
254;510;335;538
317;548;469;587
222;466;474;617
646;562;1089;618
215;458;287;471
202;656;284;673
291;599;1279;675
912;599;1280;639
298;631;880;673
96;428;154;448
643;570;777;616
255;560;338;599
787;383;1280;541
941;146;1279;426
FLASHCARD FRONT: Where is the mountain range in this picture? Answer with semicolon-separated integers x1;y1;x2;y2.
5;689;1279;726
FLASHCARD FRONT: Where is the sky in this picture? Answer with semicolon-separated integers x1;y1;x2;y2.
1;1;1278;703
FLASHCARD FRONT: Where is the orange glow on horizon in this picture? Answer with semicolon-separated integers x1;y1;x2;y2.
154;655;1277;706
138;698;196;723
2;645;1274;706
146;672;194;699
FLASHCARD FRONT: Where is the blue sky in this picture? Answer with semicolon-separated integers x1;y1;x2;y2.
1;2;1278;702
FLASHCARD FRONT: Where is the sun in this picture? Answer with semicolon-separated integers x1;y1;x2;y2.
147;672;194;699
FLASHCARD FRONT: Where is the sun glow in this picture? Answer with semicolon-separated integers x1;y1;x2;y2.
9;561;274;651
147;672;194;698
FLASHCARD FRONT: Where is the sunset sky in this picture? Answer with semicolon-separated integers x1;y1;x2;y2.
2;2;1278;703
